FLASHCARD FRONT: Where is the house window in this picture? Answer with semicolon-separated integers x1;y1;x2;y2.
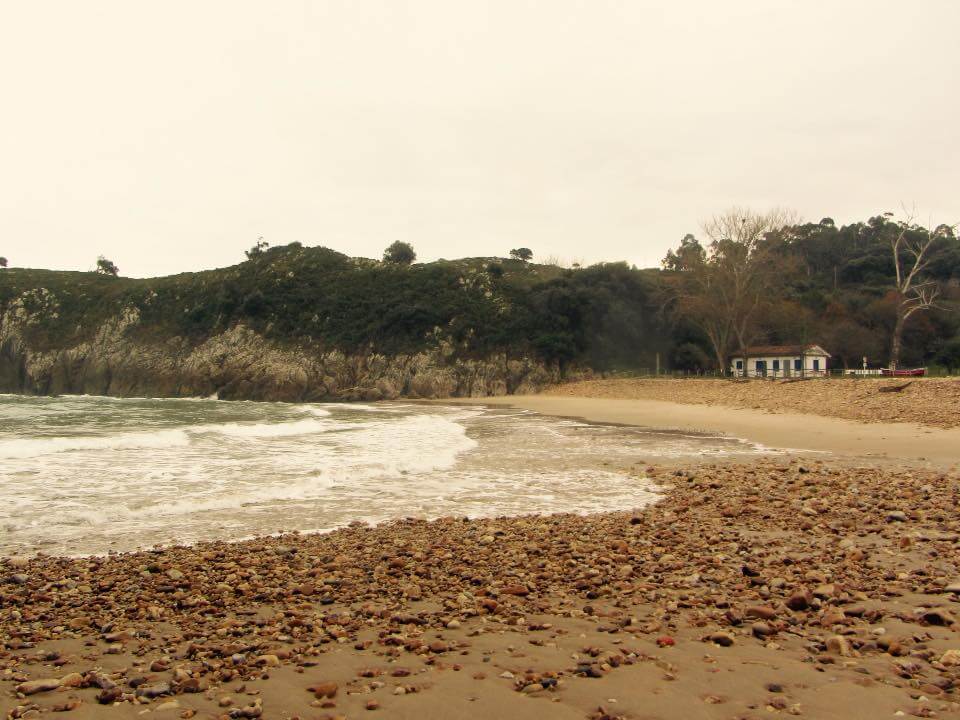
794;359;802;371
813;359;820;371
736;360;743;370
772;359;780;372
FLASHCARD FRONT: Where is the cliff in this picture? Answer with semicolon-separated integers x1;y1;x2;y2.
0;246;668;400
0;311;559;401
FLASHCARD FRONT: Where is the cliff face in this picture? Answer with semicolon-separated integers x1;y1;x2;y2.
0;305;559;401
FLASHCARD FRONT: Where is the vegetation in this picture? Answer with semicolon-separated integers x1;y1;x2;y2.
662;211;960;371
0;245;667;373
383;241;416;265
245;238;270;260
0;257;7;268
95;256;119;276
510;248;533;262
2;209;958;374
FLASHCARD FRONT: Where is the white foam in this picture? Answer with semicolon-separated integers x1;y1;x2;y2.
0;429;191;460
188;418;333;439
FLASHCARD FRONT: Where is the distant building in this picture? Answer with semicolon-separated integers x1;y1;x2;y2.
730;344;830;378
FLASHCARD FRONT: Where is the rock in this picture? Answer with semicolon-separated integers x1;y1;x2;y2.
255;654;280;667
786;591;812;611
428;640;449;653
365;700;380;710
939;649;960;667
708;632;734;647
167;568;184;581
886;511;908;522
921;609;956;626
17;678;62;695
944;581;960;594
825;636;852;656
656;636;675;647
136;682;171;699
310;682;338;699
97;687;122;704
751;621;774;638
501;584;530;596
745;605;777;620
9;573;28;585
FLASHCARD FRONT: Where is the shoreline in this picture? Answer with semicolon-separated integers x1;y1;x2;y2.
432;395;960;469
5;397;960;719
5;457;960;719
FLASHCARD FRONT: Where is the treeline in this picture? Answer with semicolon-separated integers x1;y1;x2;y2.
661;210;960;371
2;210;958;374
0;244;669;373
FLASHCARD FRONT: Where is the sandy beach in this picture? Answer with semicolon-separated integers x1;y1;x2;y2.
453;393;960;469
5;384;960;719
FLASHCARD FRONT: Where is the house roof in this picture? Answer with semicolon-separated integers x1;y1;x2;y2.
734;344;831;358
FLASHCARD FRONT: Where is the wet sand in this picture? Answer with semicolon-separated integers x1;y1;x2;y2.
449;394;960;469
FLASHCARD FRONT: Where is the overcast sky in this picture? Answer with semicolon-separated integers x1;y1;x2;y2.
1;1;957;277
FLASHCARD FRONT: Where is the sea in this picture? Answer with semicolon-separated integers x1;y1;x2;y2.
0;395;772;556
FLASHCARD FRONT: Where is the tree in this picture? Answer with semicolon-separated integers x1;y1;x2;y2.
245;237;269;260
662;234;705;271
510;248;533;262
383;241;416;265
0;257;7;268
664;207;798;370
95;256;119;276
883;212;956;369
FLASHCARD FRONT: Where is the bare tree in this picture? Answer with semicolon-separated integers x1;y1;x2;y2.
885;212;955;369
667;207;799;370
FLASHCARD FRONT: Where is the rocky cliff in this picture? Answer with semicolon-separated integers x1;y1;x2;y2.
0;304;559;401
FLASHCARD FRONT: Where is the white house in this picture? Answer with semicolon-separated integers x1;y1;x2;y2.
730;344;831;378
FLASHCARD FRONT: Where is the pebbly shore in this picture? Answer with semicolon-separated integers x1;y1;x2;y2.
545;378;960;429
3;458;960;719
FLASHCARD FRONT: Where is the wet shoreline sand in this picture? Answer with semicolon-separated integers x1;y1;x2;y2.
442;394;960;469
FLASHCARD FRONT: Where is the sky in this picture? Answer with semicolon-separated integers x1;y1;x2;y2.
1;1;958;278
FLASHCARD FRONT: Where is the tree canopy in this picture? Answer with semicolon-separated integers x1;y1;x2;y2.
95;256;119;276
383;241;416;265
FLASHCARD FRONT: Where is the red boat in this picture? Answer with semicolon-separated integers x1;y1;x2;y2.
881;368;926;377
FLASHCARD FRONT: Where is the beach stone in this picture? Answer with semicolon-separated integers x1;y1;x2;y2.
167;568;184;581
17;678;62;695
786;591;812;611
136;682;171;699
97;687;122;704
708;632;734;647
501;583;530;596
9;573;28;585
825;636;852;656
940;650;960;667
921;609;956;626
751;621;774;638
944;581;960;594
746;605;777;620
886;511;908;522
310;682;338;699
7;556;30;568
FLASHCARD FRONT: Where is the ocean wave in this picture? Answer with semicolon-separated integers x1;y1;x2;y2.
0;429;192;460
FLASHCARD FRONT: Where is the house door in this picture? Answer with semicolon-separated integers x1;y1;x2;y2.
755;360;767;376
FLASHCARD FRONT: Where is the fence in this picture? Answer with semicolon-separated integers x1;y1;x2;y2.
599;367;958;380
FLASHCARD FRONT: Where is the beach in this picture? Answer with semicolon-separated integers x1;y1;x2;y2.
5;382;960;719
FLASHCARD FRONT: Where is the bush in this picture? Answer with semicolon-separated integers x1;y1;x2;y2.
95;256;119;276
383;241;416;265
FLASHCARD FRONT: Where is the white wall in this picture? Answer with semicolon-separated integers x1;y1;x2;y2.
730;355;828;377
